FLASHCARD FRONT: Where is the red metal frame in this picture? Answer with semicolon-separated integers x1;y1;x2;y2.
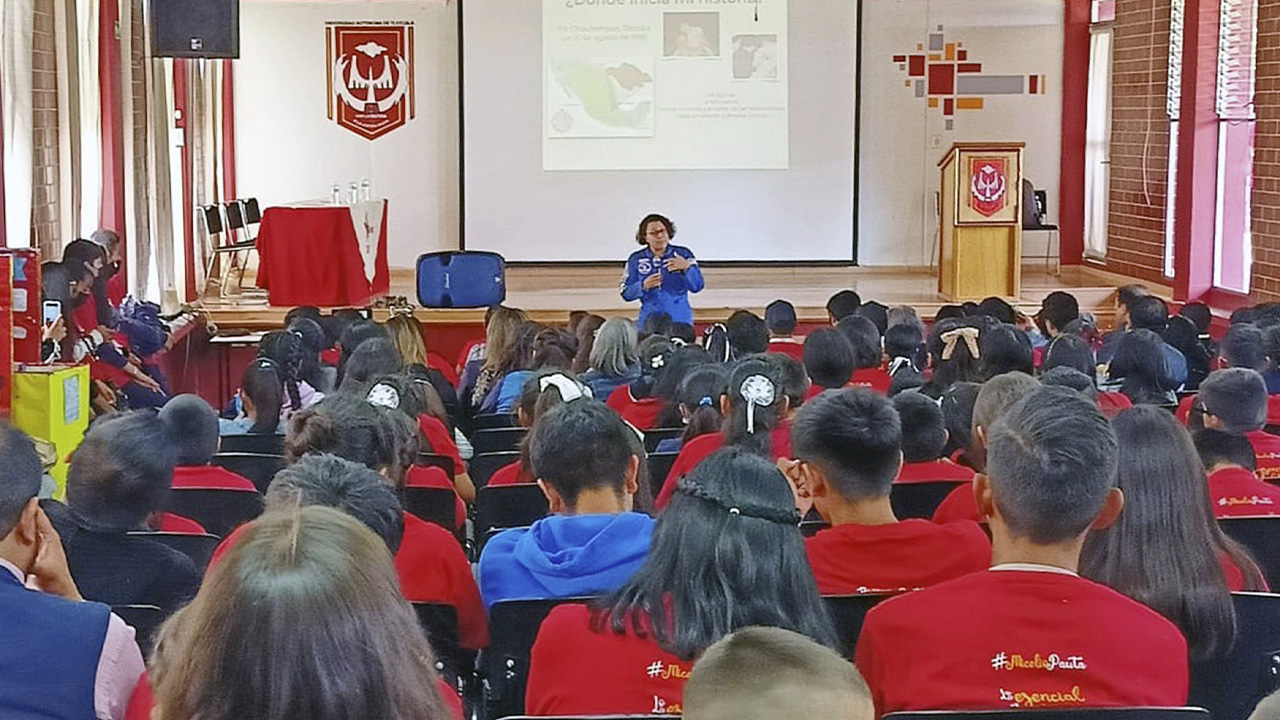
99;0;126;273
1058;0;1092;266
222;62;236;203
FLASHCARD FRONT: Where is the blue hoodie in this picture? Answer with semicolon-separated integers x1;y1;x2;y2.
478;512;654;609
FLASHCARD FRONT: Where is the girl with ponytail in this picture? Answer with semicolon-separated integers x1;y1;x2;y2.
258;330;323;416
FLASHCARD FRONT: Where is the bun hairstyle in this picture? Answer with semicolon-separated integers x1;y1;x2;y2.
285;395;419;490
632;336;676;399
635;213;676;245
724;358;787;457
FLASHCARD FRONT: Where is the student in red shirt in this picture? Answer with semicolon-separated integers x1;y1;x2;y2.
785;389;989;596
148;506;457;720
802;329;856;402
857;386;1189;713
765;300;806;362
838;316;891;394
931;372;1040;525
607;338;675;431
1080;408;1268;626
891;393;976;484
158;394;259;492
1192;368;1280;481
656;359;794;509
1194;428;1280;518
526;448;837;716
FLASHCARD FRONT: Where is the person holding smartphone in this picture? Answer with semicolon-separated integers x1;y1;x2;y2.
621;213;705;329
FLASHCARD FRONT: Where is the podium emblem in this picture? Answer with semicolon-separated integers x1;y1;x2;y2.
326;23;416;140
969;157;1008;218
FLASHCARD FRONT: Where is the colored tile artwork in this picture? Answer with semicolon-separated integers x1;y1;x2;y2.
892;26;1044;129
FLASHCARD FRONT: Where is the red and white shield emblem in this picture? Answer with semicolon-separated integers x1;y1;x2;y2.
326;23;416;140
969;157;1008;218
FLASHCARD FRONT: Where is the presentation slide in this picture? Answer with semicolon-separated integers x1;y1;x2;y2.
543;0;789;171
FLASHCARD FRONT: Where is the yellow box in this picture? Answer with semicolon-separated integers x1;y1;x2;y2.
13;365;90;498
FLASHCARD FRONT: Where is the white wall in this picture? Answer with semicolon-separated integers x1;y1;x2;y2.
235;0;459;269
858;0;1064;266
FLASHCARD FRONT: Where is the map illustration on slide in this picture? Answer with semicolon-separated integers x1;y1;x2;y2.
546;58;655;138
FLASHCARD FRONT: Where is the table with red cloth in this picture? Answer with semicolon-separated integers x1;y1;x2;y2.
255;199;390;306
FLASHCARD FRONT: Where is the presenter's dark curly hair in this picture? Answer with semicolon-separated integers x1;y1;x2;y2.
636;214;677;245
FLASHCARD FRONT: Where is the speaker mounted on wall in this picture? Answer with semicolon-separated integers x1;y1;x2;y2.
150;0;240;59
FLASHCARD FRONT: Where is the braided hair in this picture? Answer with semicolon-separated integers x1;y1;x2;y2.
259;330;306;412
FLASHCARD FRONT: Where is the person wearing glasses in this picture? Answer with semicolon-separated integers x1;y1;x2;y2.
621;214;705;329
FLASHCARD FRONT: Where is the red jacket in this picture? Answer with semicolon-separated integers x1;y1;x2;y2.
488;460;535;487
932;480;981;525
767;337;806;362
805;520;990;596
895;458;976;484
655;423;794;509
606;386;664;431
1208;466;1280;518
171;464;257;492
850;368;892;395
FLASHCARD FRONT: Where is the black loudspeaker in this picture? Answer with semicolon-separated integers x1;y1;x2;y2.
150;0;239;59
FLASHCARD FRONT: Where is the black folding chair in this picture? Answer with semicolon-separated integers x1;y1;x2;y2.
475;485;549;553
211;452;287;494
1219;516;1280;588
481;598;590;720
471;428;527;455
885;709;1210;720
643;427;684;453
204;201;258;295
823;594;892;657
470;451;521;490
646;452;679;502
164;487;264;538
112;604;165;655
800;519;830;538
418;452;457;478
471;413;516;430
402;487;461;533
890;481;968;520
242;197;262;234
218;433;285;455
412;603;477;696
127;531;221;573
1189;592;1280;720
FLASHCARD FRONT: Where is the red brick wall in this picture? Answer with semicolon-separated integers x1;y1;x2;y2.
1254;0;1280;299
30;0;60;258
1104;0;1173;284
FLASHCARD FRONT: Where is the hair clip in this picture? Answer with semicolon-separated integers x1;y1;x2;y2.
940;327;981;361
698;395;715;407
739;375;776;434
676;478;801;525
650;353;667;371
539;373;584;402
366;383;400;410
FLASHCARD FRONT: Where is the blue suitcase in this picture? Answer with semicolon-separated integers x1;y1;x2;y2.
416;251;506;308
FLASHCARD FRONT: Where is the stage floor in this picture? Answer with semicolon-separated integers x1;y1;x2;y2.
198;263;1159;331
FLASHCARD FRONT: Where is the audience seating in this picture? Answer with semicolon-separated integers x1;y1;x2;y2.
111;604;165;655
418;452;457;478
211;452;287;494
823;594;892;657
475;485;550;553
126;531;220;574
164;487;264;538
470;451;522;489
402;487;462;534
890;481;968;520
218;433;286;455
800;519;829;538
472;413;517;430
1188;592;1280;720
471;428;527;455
482;598;589;720
1218;517;1280;587
646;453;679;501
412;602;477;696
883;709;1210;720
643;427;683;453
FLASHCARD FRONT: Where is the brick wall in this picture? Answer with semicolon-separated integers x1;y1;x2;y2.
30;0;60;258
1104;0;1173;284
1254;0;1280;299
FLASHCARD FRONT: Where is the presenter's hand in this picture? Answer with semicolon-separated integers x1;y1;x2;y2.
666;255;692;272
28;508;83;602
643;273;663;291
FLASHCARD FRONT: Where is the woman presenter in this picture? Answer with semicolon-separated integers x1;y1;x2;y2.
621;213;705;328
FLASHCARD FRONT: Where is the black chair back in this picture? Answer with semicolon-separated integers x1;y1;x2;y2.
218;433;285;455
472;413;516;430
823;594;892;657
402;487;460;533
646;452;679;501
471;428;527;455
482;598;589;720
164;488;264;538
412;603;476;693
243;197;262;224
417;452;457;477
475;485;550;552
1219;516;1280;587
800;519;830;538
643;427;683;453
890;481;967;520
470;451;521;490
212;452;287;494
1189;592;1280;720
112;604;165;655
199;205;223;235
127;531;220;574
885;709;1210;720
224;201;247;231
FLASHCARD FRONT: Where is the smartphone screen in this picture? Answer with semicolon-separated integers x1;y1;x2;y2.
42;300;61;328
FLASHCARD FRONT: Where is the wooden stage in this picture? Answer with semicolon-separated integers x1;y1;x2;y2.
197;263;1157;333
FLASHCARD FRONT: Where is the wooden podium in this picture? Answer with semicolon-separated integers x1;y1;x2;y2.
937;142;1024;301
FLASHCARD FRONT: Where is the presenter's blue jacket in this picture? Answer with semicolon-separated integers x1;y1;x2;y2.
621;245;705;327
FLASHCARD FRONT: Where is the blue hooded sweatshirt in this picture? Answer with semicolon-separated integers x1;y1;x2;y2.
478;512;654;609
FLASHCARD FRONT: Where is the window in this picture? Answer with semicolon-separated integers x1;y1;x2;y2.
1084;25;1113;259
1163;0;1185;279
1211;0;1257;293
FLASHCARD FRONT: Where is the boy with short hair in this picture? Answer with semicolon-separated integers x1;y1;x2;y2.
766;300;805;361
856;386;1189;712
788;389;989;596
892;393;975;484
684;627;873;720
802;329;856;401
1193;428;1280;518
1195;368;1280;480
158;395;257;492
